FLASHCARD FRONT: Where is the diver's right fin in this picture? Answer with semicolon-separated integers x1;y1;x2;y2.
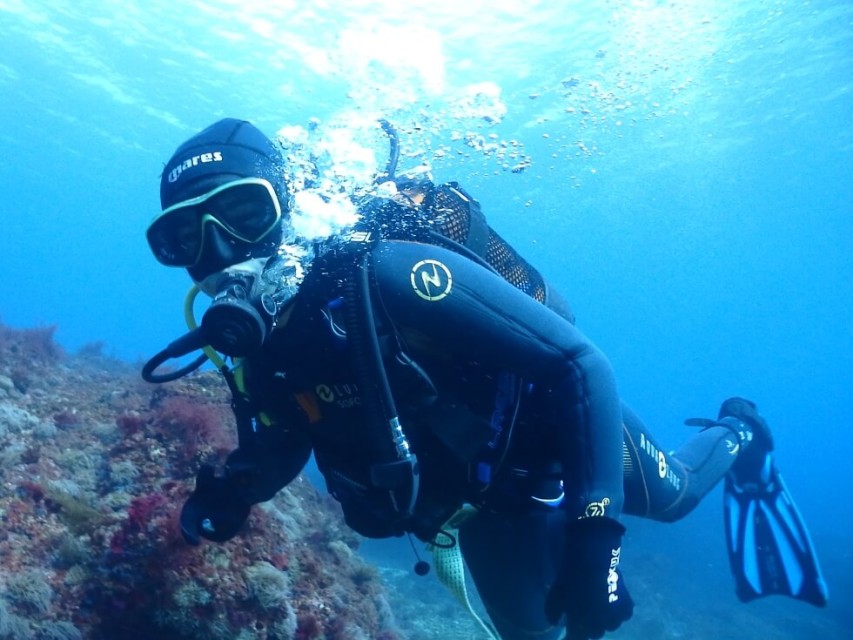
724;452;828;606
720;398;828;607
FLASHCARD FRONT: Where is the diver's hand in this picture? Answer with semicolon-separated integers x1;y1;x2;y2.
179;464;251;545
545;516;634;639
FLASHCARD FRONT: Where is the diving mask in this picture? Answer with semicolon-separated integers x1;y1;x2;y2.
147;177;283;267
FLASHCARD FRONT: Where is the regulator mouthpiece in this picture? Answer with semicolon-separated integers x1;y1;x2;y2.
201;276;275;357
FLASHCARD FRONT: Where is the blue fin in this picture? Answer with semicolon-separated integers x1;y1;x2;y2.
724;451;829;607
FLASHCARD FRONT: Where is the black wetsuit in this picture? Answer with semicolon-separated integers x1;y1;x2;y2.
237;183;741;640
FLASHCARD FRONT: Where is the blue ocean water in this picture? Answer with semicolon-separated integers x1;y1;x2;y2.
1;0;850;637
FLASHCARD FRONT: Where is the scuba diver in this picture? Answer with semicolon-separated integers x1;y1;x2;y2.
143;118;828;640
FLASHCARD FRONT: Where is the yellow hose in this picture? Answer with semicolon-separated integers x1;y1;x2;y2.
427;507;499;640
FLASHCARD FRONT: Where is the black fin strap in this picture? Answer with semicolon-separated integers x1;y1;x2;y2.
685;416;748;448
684;417;717;429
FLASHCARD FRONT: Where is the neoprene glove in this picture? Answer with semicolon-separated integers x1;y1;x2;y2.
179;463;252;545
545;516;634;640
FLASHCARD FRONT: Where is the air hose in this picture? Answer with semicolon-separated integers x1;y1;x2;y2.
377;118;400;183
342;250;419;519
141;285;231;383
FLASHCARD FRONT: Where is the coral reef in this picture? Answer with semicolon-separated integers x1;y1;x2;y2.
0;321;401;639
3;319;843;640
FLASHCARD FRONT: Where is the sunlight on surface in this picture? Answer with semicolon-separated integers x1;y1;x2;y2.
2;0;848;180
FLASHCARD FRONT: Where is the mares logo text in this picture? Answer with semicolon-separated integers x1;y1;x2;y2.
167;151;223;183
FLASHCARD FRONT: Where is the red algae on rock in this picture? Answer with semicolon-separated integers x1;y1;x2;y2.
0;322;400;639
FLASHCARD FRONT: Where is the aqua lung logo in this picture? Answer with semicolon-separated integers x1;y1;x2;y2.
411;259;452;301
639;432;681;491
167;151;223;183
315;383;361;408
